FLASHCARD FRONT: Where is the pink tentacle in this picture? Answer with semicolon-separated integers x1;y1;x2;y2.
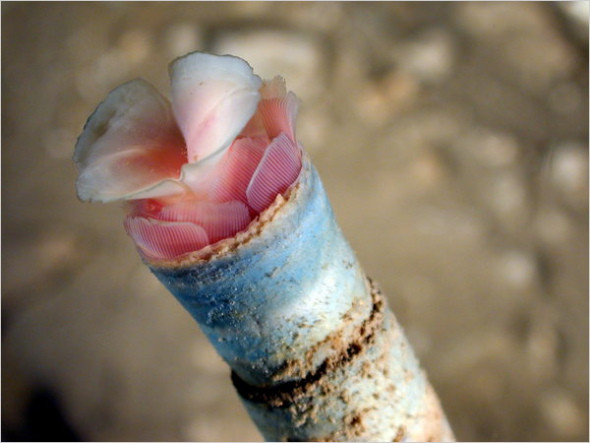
246;133;302;213
258;92;299;141
160;200;252;243
124;216;209;260
208;137;268;204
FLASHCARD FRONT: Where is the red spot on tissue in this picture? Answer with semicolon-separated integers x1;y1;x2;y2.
125;199;252;260
131;199;165;217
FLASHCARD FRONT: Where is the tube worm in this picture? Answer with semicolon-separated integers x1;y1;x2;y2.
74;51;454;442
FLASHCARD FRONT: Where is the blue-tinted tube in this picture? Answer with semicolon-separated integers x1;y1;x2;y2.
148;154;454;441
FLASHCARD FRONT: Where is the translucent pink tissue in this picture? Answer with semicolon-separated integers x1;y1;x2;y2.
75;52;302;260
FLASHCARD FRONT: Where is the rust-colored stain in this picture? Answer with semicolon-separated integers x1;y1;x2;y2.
393;425;406;442
231;278;385;408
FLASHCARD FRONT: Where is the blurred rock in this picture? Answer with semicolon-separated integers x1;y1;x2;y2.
2;226;88;310
454;2;580;94
409;148;449;189
389;28;456;85
163;23;204;59
118;29;152;65
525;307;559;381
533;208;573;248
554;1;590;45
488;172;529;228
546;141;589;210
540;388;586;439
454;128;520;169
496;249;539;292
211;30;325;102
44;127;77;159
453;2;557;39
282;2;345;33
354;71;420;126
548;80;585;116
296;103;333;152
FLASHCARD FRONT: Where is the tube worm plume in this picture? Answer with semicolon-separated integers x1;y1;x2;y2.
74;51;454;442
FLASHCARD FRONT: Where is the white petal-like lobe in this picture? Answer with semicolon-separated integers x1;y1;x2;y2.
74;79;186;202
169;52;262;163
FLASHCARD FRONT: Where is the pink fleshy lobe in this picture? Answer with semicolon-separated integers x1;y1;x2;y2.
208;136;268;204
124;217;210;260
159;200;251;243
246;133;302;213
76;52;304;261
125;199;252;259
258;76;300;141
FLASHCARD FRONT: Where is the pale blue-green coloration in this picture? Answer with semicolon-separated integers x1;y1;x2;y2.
74;50;453;441
149;154;454;441
151;155;369;385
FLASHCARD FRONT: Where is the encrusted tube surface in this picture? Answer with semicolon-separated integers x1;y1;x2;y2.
149;154;454;441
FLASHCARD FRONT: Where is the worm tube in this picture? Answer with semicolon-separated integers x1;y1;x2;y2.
74;51;454;442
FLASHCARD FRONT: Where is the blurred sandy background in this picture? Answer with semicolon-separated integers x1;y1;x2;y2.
2;2;588;441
